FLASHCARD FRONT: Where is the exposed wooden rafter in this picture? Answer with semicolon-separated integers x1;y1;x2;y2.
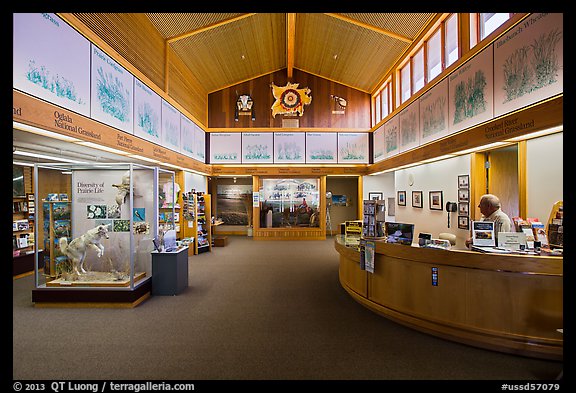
166;13;257;43
287;13;296;79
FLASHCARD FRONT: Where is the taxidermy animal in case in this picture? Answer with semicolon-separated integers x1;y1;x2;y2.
112;171;142;210
59;224;110;274
112;171;130;210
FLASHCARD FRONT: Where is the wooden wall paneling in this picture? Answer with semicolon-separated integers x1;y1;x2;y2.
517;140;528;219
208;69;371;129
470;152;486;221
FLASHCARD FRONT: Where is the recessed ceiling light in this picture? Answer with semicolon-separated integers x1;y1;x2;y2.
241;54;246;60
333;54;338;60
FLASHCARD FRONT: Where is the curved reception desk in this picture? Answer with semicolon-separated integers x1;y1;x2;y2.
335;236;563;360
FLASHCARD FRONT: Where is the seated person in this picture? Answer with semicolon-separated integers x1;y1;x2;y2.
465;194;512;248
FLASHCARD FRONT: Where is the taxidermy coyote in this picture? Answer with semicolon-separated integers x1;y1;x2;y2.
59;224;110;274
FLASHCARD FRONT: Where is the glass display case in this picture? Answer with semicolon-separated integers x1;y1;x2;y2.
32;163;173;304
259;178;321;228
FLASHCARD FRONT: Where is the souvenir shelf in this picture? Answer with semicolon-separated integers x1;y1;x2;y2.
31;163;171;307
181;192;212;254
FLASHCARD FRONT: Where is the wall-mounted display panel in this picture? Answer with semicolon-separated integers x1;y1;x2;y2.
242;133;273;163
338;133;369;163
449;46;494;134
180;115;195;158
210;133;242;164
13;13;91;117
372;126;385;163
91;45;134;134
493;13;563;118
161;100;181;153
274;133;306;163
193;124;205;163
133;78;161;145
419;77;450;145
260;178;320;228
306;132;337;163
399;102;420;153
384;116;400;159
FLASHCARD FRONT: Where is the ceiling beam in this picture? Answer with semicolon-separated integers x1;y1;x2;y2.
324;13;412;43
166;13;257;43
286;13;296;79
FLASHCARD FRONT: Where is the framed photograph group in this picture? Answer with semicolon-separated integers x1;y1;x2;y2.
457;174;470;230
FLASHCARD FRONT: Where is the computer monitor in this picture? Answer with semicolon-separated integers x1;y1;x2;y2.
385;222;415;246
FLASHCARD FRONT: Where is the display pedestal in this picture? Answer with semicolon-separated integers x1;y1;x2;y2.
151;246;189;296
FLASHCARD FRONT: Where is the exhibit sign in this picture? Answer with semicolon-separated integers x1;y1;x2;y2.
384;116;400;159
210;133;242;164
161;100;181;153
193;124;206;163
419;77;450;145
338;133;369;163
242;133;273;163
449;46;494;134
13;13;91;117
493;13;563;118
399;102;420;153
306;132;337;163
91;45;134;134
134;78;162;145
274;133;306;163
372;126;385;163
180;114;195;158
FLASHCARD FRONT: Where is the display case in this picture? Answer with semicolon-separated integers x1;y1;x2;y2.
158;170;179;236
31;163;171;306
254;176;326;240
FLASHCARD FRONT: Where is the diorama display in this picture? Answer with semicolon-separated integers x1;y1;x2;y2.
259;178;320;228
33;163;168;292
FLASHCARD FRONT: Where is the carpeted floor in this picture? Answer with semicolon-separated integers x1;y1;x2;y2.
12;236;563;381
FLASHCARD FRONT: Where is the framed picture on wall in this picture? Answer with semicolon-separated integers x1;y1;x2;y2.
458;188;469;203
429;191;443;211
397;191;406;206
458;202;469;216
368;192;383;201
458;215;469;230
458;174;469;189
412;191;423;208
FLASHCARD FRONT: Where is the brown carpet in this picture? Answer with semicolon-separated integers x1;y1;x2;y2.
12;236;562;381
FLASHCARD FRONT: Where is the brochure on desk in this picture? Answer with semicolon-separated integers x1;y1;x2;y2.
471;221;495;247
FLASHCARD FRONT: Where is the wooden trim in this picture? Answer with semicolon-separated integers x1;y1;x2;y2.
166;14;256;43
325;13;412;43
286;13;296;79
517;140;528;219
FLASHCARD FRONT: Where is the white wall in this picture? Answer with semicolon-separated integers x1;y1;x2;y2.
526;132;563;222
184;171;207;194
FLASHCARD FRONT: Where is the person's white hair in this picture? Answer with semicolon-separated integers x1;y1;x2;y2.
481;194;501;209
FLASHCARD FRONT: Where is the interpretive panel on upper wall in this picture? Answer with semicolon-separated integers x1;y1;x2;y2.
242;133;274;164
210;133;242;164
91;45;134;134
161;100;181;152
493;13;563;118
399;102;420;153
372;126;385;163
448;46;494;134
274;133;306;164
133;78;162;145
13;13;91;117
180;115;195;158
419;77;450;145
383;116;400;159
193;125;205;163
306;132;337;163
338;133;369;164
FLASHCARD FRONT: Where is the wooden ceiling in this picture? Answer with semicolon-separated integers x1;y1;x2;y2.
144;13;436;94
